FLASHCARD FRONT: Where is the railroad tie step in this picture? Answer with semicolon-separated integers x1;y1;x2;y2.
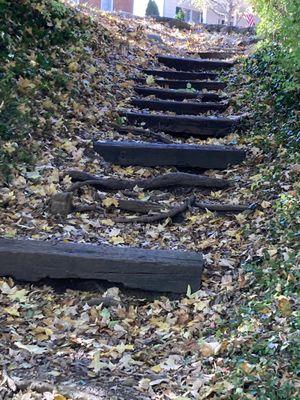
137;78;226;91
157;55;234;71
93;141;246;169
131;98;228;114
120;111;240;137
0;238;203;293
134;86;225;102
187;51;237;60
142;69;218;80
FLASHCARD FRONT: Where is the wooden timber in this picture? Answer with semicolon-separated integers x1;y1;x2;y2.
0;238;203;293
134;86;223;102
120;111;240;137
142;69;218;80
131;98;228;114
157;55;234;71
137;78;226;91
93;141;246;169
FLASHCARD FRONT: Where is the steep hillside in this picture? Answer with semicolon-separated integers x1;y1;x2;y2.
0;1;298;400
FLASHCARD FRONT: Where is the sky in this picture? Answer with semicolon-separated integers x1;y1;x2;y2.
133;0;165;17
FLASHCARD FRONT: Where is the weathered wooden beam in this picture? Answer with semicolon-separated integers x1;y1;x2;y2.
188;51;236;60
134;86;223;102
142;69;218;80
157;55;234;71
137;78;226;91
93;141;246;169
131;98;228;114
0;239;203;293
120;111;239;137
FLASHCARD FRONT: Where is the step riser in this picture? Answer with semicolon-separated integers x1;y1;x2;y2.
143;69;218;80
94;141;246;169
131;99;228;114
0;239;203;293
188;52;236;60
157;55;234;71
121;112;238;137
134;87;223;102
137;79;226;90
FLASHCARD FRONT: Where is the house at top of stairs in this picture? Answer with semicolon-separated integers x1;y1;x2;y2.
71;0;258;28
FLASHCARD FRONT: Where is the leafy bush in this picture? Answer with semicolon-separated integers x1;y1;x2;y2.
145;0;160;17
231;43;299;150
175;8;185;21
252;0;300;71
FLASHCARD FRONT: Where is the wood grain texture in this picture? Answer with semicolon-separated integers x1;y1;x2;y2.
131;98;228;114
93;141;246;169
157;55;234;70
0;239;203;293
137;78;226;90
134;86;223;102
121;111;239;137
142;69;218;80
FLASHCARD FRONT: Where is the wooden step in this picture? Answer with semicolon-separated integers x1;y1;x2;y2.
137;78;226;91
143;69;218;80
0;238;203;293
131;98;228;114
188;51;236;60
93;141;246;169
120;111;239;137
157;55;234;71
134;86;224;102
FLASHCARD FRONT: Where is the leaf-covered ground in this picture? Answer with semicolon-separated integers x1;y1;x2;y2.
0;1;299;399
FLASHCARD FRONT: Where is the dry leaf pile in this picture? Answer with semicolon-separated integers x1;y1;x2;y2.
0;1;299;399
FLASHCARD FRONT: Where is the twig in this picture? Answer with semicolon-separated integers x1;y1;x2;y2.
67;171;229;192
114;195;195;223
14;379;101;400
194;202;255;213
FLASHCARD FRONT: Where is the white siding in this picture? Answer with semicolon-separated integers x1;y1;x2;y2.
163;0;178;18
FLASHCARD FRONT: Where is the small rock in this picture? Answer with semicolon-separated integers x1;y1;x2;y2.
50;192;73;216
87;296;120;307
147;34;163;43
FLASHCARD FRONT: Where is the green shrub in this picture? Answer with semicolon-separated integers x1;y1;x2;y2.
145;0;160;17
252;0;300;71
175;8;185;21
231;43;299;150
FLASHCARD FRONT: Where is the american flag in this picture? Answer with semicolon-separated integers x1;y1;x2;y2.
245;13;255;27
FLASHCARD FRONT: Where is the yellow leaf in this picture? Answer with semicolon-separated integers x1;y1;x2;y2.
277;295;292;316
102;197;119;208
200;341;221;357
151;364;162;373
8;289;28;302
68;61;79;72
261;200;271;209
101;218;115;226
4;228;17;238
89;351;106;373
4;305;20;317
54;395;67;400
88;66;97;74
110;236;124;245
146;75;155;85
240;361;254;374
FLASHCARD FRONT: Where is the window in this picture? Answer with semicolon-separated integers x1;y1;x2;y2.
191;10;203;23
101;0;113;11
176;7;203;24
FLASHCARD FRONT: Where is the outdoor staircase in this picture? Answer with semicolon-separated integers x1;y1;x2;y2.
2;51;248;294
